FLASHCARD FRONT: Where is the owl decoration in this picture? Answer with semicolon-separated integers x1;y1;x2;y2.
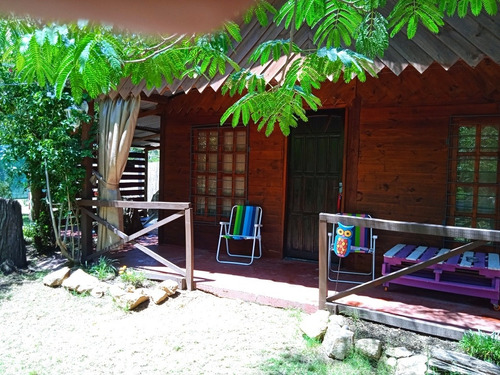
333;222;354;258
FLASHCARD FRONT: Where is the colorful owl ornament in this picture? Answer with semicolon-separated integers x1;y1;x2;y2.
333;222;354;258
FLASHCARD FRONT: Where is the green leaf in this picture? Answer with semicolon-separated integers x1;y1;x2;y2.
224;21;242;42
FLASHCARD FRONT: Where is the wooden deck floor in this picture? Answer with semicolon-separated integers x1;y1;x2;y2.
108;236;500;340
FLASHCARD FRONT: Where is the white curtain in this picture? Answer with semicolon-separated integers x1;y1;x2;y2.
96;95;141;251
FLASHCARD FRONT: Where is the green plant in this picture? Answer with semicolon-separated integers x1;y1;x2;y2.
261;351;331;375
87;256;118;280
119;267;147;288
460;330;500;365
23;222;37;242
302;334;322;348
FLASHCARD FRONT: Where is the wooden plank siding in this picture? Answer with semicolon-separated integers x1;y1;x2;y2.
156;58;500;265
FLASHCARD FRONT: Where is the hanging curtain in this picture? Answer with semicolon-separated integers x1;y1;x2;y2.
96;95;141;251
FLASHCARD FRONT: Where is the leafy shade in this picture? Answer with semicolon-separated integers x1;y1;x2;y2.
0;0;499;136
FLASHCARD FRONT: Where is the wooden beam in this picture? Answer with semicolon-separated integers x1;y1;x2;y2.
319;213;500;242
326;240;486;303
138;108;162;118
133;242;185;276
127;212;184;242
185;207;195;291
319;214;328;310
78;199;191;210
80;207;129;241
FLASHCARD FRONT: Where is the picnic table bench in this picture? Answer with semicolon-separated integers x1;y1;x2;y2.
382;243;500;310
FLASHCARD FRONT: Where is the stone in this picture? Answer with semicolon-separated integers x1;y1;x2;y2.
299;309;330;341
395;354;428;375
386;346;413;359
117;292;149;310
380;355;398;372
328;314;348;329
43;266;71;287
322;326;354;360
61;269;99;293
158;279;179;296
149;288;169;305
355;338;382;360
0;259;16;275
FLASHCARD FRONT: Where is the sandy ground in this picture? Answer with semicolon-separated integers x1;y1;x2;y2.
0;252;461;375
0;276;307;375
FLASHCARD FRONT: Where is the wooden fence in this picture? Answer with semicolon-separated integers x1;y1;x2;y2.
319;214;500;310
79;199;194;290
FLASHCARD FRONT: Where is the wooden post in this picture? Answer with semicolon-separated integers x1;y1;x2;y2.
318;216;328;309
185;207;194;291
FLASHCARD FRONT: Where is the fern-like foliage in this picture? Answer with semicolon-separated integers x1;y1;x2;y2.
313;1;363;48
249;39;302;65
243;0;277;26
388;0;444;38
439;0;499;16
355;10;389;58
221;43;376;136
221;85;321;136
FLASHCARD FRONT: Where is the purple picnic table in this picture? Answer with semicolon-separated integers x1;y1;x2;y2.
382;243;500;310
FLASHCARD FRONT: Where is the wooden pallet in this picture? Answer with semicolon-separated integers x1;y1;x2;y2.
382;244;500;310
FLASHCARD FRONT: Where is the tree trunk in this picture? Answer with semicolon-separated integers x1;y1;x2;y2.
30;185;43;250
0;198;27;267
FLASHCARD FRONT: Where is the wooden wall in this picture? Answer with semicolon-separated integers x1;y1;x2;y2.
157;58;500;265
158;93;287;257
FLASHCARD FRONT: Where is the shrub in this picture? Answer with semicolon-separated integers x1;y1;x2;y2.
460;330;500;365
87;256;118;280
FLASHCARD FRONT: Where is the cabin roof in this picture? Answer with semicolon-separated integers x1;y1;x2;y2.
130;2;500;149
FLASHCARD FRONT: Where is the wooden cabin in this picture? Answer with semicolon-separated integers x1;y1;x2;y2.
130;9;500;274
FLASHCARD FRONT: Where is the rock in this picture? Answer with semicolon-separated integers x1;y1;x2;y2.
322;326;354;360
61;269;99;293
117;292;149;310
299;309;330;341
0;259;16;275
328;314;348;329
380;355;398;372
158;279;179;296
386;346;413;359
149;288;169;305
43;266;71;287
108;284;127;299
355;338;382;360
395;354;428;375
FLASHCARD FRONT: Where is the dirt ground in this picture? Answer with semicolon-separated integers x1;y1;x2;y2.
0;253;461;375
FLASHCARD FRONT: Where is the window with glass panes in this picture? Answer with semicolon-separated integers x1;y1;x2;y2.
446;116;500;248
191;126;248;221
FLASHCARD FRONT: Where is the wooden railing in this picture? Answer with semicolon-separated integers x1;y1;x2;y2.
79;199;194;290
319;213;500;309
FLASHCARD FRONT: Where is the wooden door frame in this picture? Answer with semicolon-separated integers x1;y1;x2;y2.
283;108;348;259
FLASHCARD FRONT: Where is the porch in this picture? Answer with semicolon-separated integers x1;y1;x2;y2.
108;236;500;341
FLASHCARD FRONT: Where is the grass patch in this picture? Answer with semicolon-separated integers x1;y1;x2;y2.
460;330;500;365
119;266;147;288
86;256;118;281
261;351;331;374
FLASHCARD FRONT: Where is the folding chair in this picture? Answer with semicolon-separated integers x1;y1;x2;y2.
216;205;263;265
328;213;377;284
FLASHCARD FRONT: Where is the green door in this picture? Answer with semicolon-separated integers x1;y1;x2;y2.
285;111;344;260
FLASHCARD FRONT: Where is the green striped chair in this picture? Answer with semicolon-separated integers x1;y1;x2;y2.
216;205;263;265
327;213;378;284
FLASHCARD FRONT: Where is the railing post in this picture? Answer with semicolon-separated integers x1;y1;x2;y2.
185;207;194;291
319;215;328;310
